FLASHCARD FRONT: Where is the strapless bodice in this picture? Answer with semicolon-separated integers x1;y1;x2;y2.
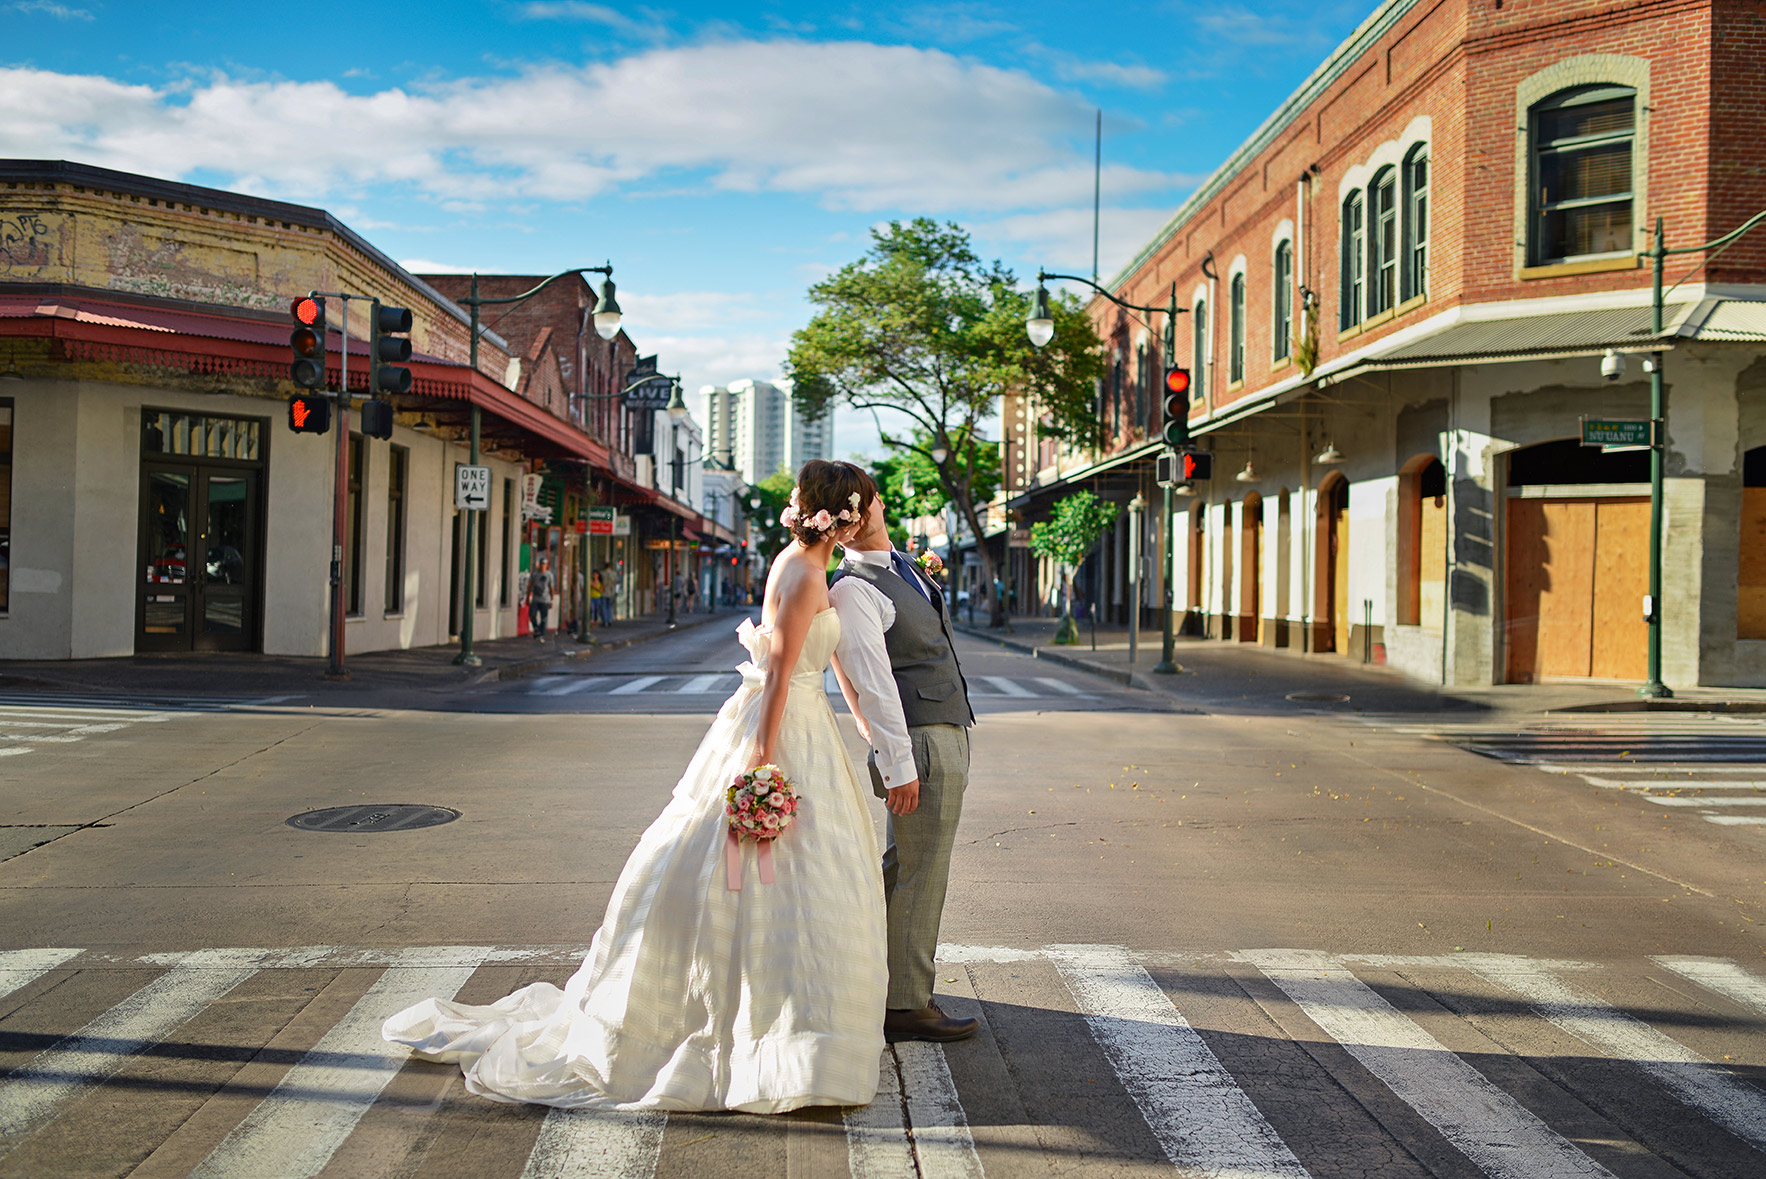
736;609;839;687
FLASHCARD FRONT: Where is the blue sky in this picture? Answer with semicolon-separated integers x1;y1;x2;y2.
3;0;1372;460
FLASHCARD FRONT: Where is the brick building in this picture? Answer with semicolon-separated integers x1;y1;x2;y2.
1005;0;1766;689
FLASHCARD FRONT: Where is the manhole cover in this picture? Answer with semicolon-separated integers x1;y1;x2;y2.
1285;691;1351;704
287;804;460;833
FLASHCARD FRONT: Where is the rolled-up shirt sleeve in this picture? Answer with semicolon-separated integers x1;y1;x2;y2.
830;576;917;789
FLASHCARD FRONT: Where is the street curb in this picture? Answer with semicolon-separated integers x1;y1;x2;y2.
953;623;1162;690
474;611;737;685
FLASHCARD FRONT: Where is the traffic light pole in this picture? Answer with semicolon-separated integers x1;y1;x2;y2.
327;299;351;680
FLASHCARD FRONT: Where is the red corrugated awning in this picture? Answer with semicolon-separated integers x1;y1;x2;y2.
1;296;608;467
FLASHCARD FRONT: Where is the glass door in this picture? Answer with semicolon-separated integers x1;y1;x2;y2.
194;469;258;651
139;466;194;651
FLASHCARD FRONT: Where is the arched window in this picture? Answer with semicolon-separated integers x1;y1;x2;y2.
1340;192;1364;329
1369;168;1398;317
1403;146;1429;301
1229;273;1246;384
1135;340;1149;433
1530;85;1636;265
1273;240;1293;361
1191;297;1208;403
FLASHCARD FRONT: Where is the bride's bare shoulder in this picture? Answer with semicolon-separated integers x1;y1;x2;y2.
762;553;833;624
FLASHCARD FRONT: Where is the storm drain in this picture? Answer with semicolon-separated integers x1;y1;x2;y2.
286;804;460;833
1285;691;1351;704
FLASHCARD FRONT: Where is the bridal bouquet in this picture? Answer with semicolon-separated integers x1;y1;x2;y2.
725;764;799;890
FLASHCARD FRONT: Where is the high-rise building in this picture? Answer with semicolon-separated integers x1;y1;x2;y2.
703;379;831;485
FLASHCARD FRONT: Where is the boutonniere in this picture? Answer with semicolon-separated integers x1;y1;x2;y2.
914;550;944;577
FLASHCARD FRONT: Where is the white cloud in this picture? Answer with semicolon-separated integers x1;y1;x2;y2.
11;0;93;19
1050;58;1166;90
397;258;486;274
518;1;669;41
1197;8;1313;47
0;41;1181;213
620;290;774;334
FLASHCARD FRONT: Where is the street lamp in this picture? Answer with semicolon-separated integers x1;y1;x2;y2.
1028;269;1191;677
454;265;622;667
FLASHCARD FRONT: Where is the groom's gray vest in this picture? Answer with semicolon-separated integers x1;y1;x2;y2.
836;559;975;729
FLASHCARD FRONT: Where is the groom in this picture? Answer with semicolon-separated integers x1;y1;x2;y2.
830;490;978;1043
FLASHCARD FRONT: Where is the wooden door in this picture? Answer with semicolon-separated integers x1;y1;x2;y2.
1239;496;1261;642
1330;488;1350;654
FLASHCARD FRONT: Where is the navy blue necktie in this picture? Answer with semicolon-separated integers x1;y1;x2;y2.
891;551;933;605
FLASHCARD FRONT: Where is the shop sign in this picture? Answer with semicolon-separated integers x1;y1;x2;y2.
612;515;631;536
520;473;544;519
588;506;617;535
455;464;491;511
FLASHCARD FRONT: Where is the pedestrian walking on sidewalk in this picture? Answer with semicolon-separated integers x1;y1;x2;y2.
528;557;555;641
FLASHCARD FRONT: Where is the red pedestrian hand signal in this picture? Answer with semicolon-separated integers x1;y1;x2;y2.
292;400;310;428
288;393;331;434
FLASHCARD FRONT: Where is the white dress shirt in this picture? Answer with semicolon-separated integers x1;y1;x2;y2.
829;548;917;790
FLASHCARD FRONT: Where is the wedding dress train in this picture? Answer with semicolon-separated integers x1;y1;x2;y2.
382;609;888;1112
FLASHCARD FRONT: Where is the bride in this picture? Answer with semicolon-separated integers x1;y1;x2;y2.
382;460;890;1112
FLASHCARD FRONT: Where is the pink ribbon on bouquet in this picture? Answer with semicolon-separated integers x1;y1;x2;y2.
725;831;776;891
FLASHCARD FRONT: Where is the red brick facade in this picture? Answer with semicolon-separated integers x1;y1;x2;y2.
1089;0;1762;438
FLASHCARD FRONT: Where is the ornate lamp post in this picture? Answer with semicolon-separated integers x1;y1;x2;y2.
454;267;621;666
1027;271;1187;672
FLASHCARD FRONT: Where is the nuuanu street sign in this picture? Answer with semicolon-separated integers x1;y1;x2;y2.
1581;418;1652;449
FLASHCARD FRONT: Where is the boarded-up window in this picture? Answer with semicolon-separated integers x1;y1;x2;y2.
1739;447;1766;638
1402;458;1446;626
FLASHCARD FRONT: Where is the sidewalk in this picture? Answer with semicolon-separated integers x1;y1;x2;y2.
0;609;738;699
954;614;1766;715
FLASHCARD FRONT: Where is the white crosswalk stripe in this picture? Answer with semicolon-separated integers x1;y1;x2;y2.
1348;713;1766;828
0;948;265;1143
527;673;1099;699
0;695;297;761
5;943;1766;1177
1051;944;1311;1177
1245;949;1617;1179
187;949;490;1179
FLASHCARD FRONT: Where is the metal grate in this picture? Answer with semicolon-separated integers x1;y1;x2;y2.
286;804;459;833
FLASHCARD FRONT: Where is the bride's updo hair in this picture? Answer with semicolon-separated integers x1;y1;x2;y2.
783;459;877;545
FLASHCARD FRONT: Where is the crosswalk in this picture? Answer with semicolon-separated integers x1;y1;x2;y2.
3;942;1764;1177
526;671;1097;700
1348;713;1766;829
0;693;302;761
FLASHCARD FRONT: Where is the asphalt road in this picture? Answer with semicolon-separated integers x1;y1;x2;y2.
1;625;1764;1178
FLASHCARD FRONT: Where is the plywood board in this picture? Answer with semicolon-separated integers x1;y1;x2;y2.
1591;498;1648;680
1739;488;1766;639
1332;506;1350;656
1506;498;1596;681
1417;494;1446;626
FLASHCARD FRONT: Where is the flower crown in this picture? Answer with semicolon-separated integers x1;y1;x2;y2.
780;488;863;536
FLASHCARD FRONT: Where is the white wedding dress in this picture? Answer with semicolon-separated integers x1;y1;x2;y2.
382;609;888;1112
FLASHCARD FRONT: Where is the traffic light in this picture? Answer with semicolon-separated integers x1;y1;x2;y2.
370;302;414;396
289;297;326;389
1178;450;1213;481
288;392;331;435
1161;366;1191;447
360;399;394;440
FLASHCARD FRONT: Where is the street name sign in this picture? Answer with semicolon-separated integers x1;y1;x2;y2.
455;464;491;510
1581;419;1651;449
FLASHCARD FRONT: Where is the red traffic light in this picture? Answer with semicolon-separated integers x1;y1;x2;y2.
1164;366;1191;396
291;297;321;326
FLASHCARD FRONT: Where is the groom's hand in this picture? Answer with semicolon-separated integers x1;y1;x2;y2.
886;780;920;816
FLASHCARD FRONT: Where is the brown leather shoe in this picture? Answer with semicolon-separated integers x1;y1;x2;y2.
883;1002;979;1043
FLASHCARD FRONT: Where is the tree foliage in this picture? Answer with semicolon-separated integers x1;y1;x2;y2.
787;218;1106;624
869;427;999;547
743;467;797;560
1029;490;1119;567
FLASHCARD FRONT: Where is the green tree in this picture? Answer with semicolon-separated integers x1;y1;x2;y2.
743;467;796;563
1029;490;1119;645
869;428;999;550
787;218;1106;627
